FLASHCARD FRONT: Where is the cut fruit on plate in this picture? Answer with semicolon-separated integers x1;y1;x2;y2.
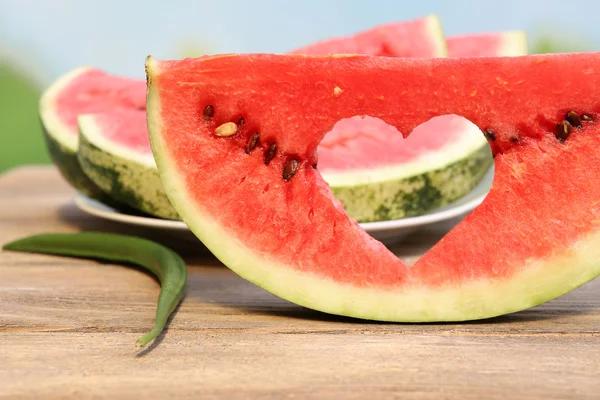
72;164;491;245
146;52;600;322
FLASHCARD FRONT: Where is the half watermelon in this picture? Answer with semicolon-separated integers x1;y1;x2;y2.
145;52;600;321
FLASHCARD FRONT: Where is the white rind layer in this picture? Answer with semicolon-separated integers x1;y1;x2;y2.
497;31;529;56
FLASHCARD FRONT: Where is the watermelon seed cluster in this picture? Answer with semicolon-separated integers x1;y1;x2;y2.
555;110;594;143
204;104;301;181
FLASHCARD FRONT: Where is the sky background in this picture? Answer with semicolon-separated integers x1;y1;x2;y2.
1;0;599;84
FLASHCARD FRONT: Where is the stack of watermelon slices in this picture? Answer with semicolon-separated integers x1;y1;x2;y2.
39;15;527;222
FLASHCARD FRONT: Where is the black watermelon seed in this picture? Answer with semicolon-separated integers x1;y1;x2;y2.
238;118;245;126
264;143;277;165
581;113;594;122
282;159;300;181
245;132;260;154
555;120;572;142
483;129;496;141
510;136;519;143
565;110;582;128
202;105;214;118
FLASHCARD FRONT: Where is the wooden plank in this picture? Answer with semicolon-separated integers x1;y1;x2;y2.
1;166;599;399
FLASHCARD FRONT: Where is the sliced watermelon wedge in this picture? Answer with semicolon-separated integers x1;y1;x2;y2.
145;52;600;321
447;30;528;57
77;110;179;219
290;14;447;57
39;67;145;199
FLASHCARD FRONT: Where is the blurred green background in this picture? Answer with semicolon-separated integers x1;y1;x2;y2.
0;6;595;173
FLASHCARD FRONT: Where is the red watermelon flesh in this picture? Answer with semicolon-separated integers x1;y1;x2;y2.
87;109;151;155
53;69;145;140
145;53;600;321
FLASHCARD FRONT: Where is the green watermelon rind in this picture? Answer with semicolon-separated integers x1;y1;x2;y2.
146;56;600;322
38;67;111;200
77;114;179;220
328;144;493;223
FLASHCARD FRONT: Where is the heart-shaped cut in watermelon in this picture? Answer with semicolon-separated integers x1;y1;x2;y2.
145;52;600;321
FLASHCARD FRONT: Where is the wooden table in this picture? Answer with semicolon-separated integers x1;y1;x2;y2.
1;166;599;399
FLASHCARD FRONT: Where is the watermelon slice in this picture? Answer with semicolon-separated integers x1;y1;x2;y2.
447;30;528;57
289;14;446;57
145;52;600;321
77;110;179;219
39;67;145;199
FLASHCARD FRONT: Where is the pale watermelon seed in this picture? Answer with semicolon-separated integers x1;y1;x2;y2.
215;122;238;137
283;159;300;181
581;113;594;122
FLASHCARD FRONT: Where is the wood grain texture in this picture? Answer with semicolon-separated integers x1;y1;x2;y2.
1;166;599;399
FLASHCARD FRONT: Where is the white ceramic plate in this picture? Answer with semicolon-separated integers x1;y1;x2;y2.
74;167;494;244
